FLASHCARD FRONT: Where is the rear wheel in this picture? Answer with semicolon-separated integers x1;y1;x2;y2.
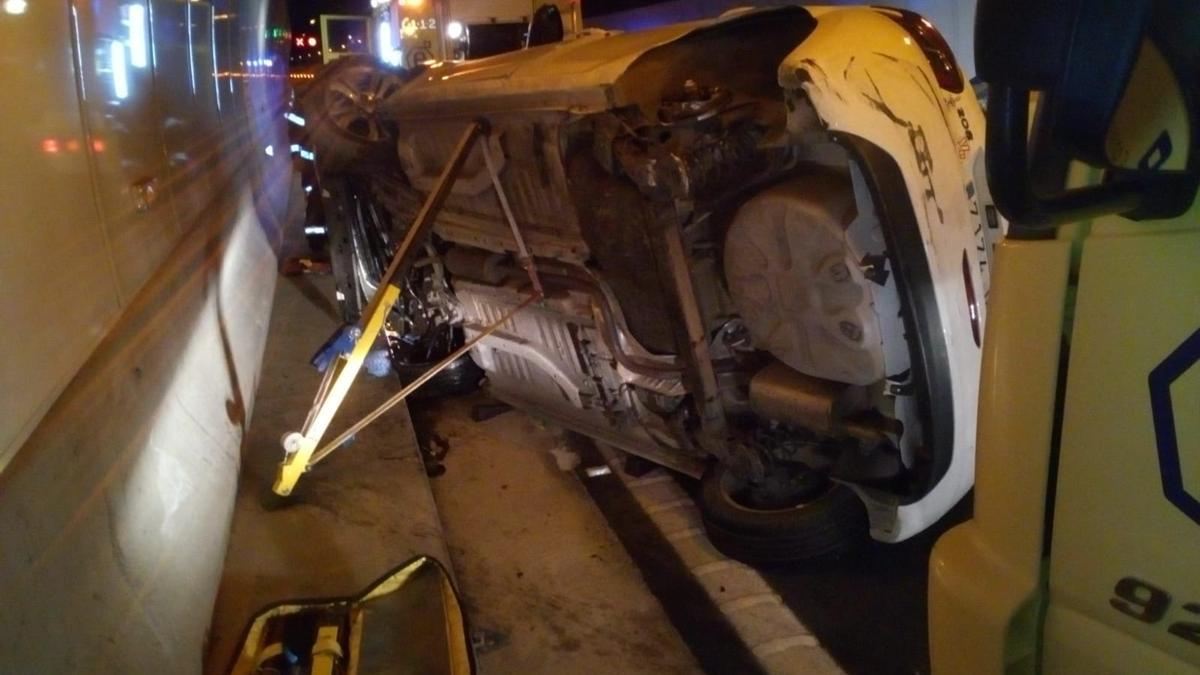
698;462;868;564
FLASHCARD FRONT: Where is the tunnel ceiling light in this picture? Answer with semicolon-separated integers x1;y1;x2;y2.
3;0;27;15
111;40;129;100
127;3;148;68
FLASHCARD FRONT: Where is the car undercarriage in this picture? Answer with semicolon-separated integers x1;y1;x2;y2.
300;5;993;562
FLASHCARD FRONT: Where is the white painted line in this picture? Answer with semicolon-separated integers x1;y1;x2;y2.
752;634;820;655
664;526;706;542
719;592;783;613
645;498;695;515
599;444;844;674
690;559;740;576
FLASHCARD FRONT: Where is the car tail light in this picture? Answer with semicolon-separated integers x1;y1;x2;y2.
961;251;981;347
874;7;964;94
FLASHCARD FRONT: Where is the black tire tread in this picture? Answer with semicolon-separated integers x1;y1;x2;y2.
698;465;868;564
299;56;403;172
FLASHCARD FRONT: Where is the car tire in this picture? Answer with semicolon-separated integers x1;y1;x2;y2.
698;462;868;565
299;56;408;172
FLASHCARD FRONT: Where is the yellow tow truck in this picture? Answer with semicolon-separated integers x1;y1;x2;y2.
929;0;1199;672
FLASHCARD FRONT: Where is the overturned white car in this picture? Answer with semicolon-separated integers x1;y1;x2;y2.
301;6;998;562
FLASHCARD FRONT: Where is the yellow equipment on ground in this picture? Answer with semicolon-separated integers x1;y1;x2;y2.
227;556;473;674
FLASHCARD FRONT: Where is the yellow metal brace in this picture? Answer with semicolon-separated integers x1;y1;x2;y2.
273;283;401;495
273;118;543;497
273;120;486;496
310;623;344;675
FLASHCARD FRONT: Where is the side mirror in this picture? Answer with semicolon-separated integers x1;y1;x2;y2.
977;0;1199;226
227;557;474;675
527;4;565;48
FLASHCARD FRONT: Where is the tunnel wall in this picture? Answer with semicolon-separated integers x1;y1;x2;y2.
0;0;295;671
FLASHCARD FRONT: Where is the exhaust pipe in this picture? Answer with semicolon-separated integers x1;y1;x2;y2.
749;360;901;444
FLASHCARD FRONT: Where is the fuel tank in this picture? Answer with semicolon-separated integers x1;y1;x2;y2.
0;1;295;671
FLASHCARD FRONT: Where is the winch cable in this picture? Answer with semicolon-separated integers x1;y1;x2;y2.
480;136;544;297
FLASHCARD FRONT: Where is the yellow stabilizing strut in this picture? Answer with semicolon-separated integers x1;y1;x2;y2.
274;121;492;496
310;622;344;675
307;294;540;468
273;284;401;495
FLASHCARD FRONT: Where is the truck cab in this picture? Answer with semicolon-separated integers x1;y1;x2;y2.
371;0;582;67
929;1;1200;671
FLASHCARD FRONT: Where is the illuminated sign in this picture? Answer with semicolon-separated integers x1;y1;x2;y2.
401;16;436;35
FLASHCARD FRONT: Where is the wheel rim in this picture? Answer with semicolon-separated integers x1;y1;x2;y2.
324;66;402;143
719;464;833;513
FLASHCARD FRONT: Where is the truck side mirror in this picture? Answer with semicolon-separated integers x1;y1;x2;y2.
527;4;565;48
977;0;1199;226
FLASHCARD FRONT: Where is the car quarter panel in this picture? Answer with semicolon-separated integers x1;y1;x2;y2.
780;6;989;541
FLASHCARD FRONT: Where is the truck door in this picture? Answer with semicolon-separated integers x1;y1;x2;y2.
930;2;1200;672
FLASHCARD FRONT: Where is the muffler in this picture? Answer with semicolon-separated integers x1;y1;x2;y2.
749;360;900;443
